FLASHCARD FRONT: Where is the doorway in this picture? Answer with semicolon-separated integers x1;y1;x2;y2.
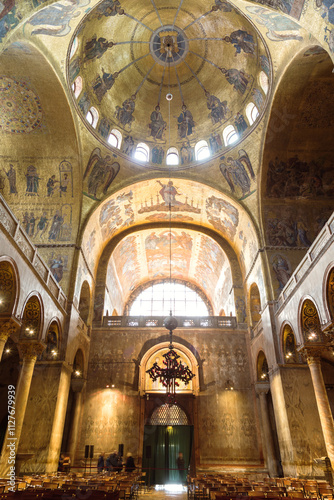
142;425;193;485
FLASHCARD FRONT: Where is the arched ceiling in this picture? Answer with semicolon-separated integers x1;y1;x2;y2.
68;0;271;162
106;227;232;312
82;177;259;281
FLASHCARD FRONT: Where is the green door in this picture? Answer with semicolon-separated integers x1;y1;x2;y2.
142;425;193;485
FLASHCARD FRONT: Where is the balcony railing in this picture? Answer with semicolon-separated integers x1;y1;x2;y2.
276;212;334;312
102;315;237;329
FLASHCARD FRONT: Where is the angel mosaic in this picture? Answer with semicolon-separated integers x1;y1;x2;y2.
246;6;303;42
219;150;255;197
28;0;90;37
84;148;120;199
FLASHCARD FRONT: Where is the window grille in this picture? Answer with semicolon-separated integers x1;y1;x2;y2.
149;404;188;425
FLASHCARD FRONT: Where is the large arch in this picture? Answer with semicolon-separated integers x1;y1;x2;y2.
0;40;81;298
260;45;334;300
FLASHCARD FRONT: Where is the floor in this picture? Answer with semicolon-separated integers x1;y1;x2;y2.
140;484;188;500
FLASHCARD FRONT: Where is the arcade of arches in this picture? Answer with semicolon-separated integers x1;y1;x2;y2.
1;0;334;481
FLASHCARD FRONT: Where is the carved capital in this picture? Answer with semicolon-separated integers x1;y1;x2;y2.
18;341;46;361
255;382;270;396
297;344;329;365
0;318;19;341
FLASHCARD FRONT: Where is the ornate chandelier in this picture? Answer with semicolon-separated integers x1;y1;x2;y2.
146;315;195;405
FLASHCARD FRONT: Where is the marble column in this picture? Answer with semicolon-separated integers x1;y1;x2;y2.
307;352;334;466
0;319;19;361
67;378;85;464
45;363;72;473
255;382;278;477
0;340;45;477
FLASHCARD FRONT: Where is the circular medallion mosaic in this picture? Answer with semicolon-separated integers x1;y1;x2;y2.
0;76;43;134
149;25;189;67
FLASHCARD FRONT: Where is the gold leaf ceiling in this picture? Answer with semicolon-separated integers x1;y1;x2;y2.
68;0;271;162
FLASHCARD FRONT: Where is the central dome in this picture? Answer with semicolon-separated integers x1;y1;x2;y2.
68;0;271;166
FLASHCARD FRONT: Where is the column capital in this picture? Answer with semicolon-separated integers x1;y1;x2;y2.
18;340;46;361
255;382;270;396
0;317;20;341
298;344;329;365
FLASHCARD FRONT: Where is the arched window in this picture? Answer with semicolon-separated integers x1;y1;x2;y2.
0;260;17;315
166;147;179;165
69;37;78;59
245;102;259;125
250;283;261;325
108;128;122;149
134;142;149;162
259;71;269;95
195;140;210;161
223;125;238;146
301;299;322;343
282;324;297;363
72;76;83;99
129;281;209;316
257;351;269;381
79;281;91;325
22;295;42;339
85;107;99;128
326;267;334;320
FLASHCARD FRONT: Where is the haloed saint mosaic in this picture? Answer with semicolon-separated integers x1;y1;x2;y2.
68;0;272;167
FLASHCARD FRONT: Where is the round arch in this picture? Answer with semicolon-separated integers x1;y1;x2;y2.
299;297;323;344
72;348;85;378
260;45;334;302
0;256;20;318
125;278;213;316
281;322;298;364
256;350;269;382
139;341;200;396
20;292;44;341
249;282;261;326
93;222;245;324
324;263;334;324
78;281;91;325
43;318;62;360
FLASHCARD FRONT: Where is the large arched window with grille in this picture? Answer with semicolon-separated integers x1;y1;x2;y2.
129;281;209;316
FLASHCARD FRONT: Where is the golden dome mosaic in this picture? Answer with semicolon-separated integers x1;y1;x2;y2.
67;0;271;167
